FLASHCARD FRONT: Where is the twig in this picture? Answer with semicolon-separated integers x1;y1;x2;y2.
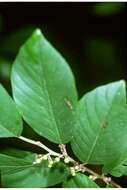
79;165;121;188
19;136;122;188
110;179;122;188
19;136;61;157
58;144;68;156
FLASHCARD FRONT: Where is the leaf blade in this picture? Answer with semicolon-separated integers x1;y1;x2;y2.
11;29;78;144
0;85;22;137
71;81;127;167
63;173;99;187
0;148;68;188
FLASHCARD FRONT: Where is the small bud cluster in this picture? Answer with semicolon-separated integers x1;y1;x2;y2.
74;165;79;170
48;156;61;168
33;154;44;164
64;156;70;164
33;153;62;168
54;157;60;163
42;154;48;160
33;153;80;178
48;160;54;168
89;175;97;181
103;177;111;183
70;167;76;176
33;154;49;165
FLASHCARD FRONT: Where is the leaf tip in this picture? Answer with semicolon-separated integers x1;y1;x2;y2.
35;28;42;36
117;80;126;92
119;80;125;86
30;28;43;41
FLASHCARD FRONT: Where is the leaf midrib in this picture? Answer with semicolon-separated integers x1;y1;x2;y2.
85;85;122;163
37;40;62;143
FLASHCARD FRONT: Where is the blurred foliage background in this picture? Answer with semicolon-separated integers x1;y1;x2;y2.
0;2;126;187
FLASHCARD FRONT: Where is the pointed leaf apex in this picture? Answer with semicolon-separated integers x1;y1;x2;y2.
119;80;126;87
32;28;45;39
34;28;42;36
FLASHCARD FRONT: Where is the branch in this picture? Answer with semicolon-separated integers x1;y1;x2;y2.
19;136;61;157
19;136;122;188
58;144;122;188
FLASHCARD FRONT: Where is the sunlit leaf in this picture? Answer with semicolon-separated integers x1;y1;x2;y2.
11;29;78;144
71;81;127;169
0;85;22;137
0;148;68;187
63;173;99;187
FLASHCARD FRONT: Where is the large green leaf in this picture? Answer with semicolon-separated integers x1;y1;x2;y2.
0;148;68;187
71;81;127;168
107;157;127;177
63;173;99;187
11;29;78;144
0;85;22;137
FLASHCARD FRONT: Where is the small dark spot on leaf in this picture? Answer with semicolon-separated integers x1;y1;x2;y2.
102;121;108;129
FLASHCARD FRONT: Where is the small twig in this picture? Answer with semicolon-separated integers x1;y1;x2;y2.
109;179;122;188
58;144;122;188
19;136;122;188
78;165;121;188
58;144;68;156
19;136;60;157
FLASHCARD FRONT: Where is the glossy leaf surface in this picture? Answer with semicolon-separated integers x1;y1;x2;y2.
0;85;22;137
0;148;68;187
63;173;98;187
11;29;78;144
71;81;127;168
109;157;127;177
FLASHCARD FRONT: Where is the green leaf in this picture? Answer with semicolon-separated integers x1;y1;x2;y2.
71;81;127;168
0;149;68;187
63;173;99;187
108;157;127;177
11;29;78;144
0;85;22;137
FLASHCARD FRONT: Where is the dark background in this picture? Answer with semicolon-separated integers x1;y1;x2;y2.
0;2;126;96
0;2;126;187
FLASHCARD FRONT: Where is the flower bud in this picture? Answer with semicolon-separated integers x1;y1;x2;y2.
49;160;54;165
48;163;52;168
42;155;48;160
64;156;70;164
54;157;60;162
74;165;79;170
70;167;76;176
